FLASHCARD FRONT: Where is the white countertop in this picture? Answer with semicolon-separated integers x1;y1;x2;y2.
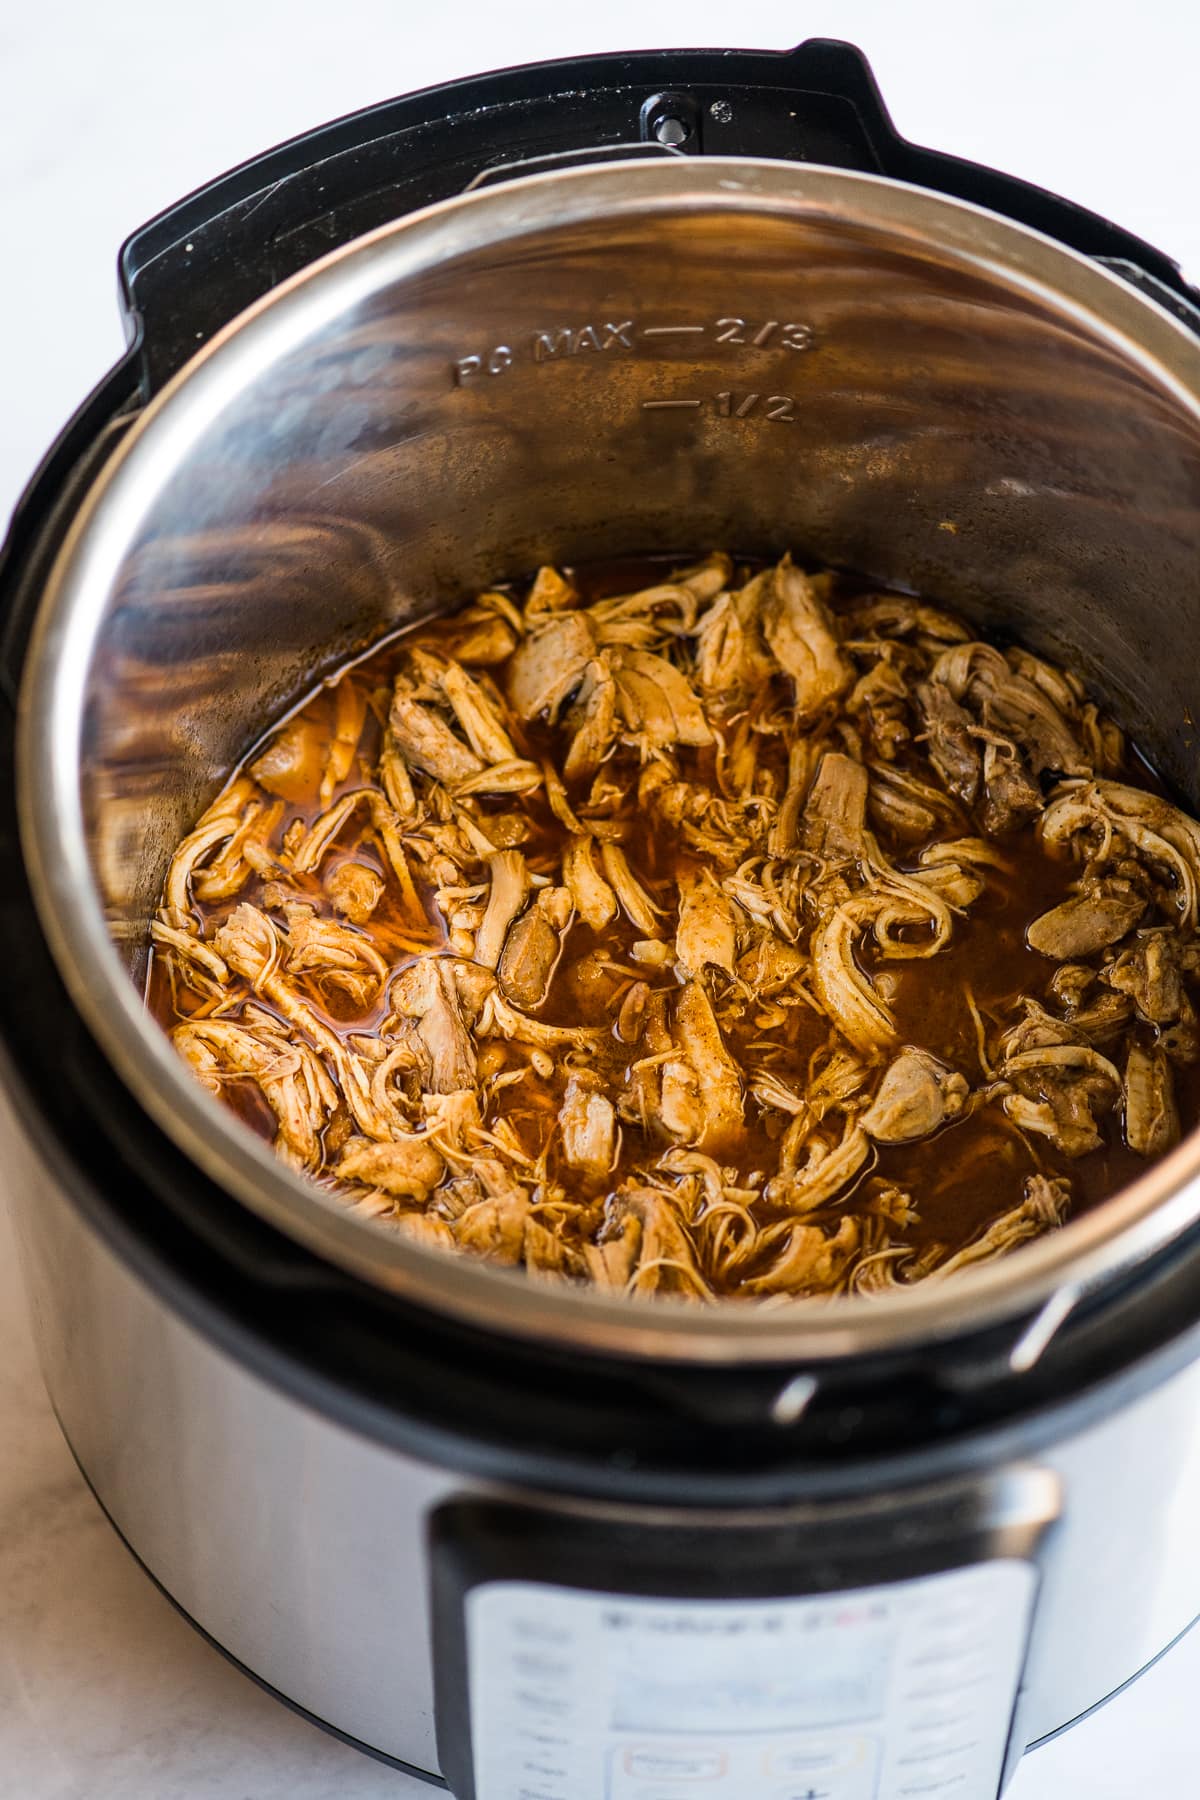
3;3;1199;1795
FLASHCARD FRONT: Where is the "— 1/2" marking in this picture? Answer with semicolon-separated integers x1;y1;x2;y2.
640;391;797;420
717;391;796;420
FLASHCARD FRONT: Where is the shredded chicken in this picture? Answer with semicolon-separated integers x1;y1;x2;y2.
151;553;1200;1302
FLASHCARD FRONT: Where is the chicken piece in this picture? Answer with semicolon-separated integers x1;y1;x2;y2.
913;838;1006;909
481;990;604;1051
434;662;519;766
612;649;712;753
1001;1042;1120;1158
474;850;531;970
212;904;354;1074
984;671;1088;780
541;759;588;834
452;758;543;798
1080;703;1127;777
290;787;423;917
498;887;573;1009
506;612;596;721
162;776;260;920
672;981;744;1154
690;580;777;704
589;574;713;652
558;1074;617;1180
150;920;230;989
393;1214;457;1252
922;1175;1070;1279
421;1087;485;1153
844;594;970;645
1103;930;1186;1024
860;1048;968;1143
764;1116;871;1212
173;1018;337;1171
319;679;369;807
379;730;419;823
443;607;519;666
1027;887;1146;959
615;980;649;1044
1049;963;1095;1011
335;1135;446;1200
743;1215;859;1297
282;903;389;1008
675;868;739;978
765;739;820;856
758;555;852;715
191;796;284;903
1007;646;1084;714
524;1218;586;1284
671;550;733;603
868;762;964;844
735;926;807;996
325;860;386;926
560;833;618;931
250;715;326;803
618;1186;711;1300
650;1057;706;1144
981;742;1043;836
810;903;898;1057
212;902;284;986
935;642;1090;779
563;655;619;781
1125;1044;1180;1157
1041;780;1200;930
584;1212;644;1289
1041;991;1132;1047
388;677;485;784
600;842;664;934
388;956;477;1092
454;1184;530;1264
871;864;956;963
802;752;871;865
525;565;578;616
846;659;910;761
915;680;981;804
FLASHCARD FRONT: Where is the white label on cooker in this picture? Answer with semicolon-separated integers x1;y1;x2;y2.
466;1559;1036;1800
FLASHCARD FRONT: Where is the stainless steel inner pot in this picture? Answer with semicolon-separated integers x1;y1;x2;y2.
18;157;1200;1364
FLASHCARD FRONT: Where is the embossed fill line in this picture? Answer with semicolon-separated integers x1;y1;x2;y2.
641;325;705;336
641;399;703;409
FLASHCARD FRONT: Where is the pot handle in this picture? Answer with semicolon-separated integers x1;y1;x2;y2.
431;1464;1061;1800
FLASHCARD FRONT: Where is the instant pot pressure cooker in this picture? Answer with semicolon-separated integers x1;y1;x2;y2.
4;40;1200;1797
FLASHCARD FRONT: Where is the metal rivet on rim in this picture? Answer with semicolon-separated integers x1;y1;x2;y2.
654;115;691;147
771;1372;818;1426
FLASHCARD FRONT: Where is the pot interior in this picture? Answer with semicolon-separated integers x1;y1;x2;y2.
21;159;1200;1352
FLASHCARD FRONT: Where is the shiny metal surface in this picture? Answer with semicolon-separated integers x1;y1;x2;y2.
7;1077;1200;1771
18;158;1200;1362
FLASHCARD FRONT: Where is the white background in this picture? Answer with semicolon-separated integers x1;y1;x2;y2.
2;3;1199;1795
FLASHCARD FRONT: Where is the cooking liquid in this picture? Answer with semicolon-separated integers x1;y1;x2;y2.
148;557;1200;1281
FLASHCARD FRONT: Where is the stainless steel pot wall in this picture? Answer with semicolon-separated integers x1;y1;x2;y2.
18;158;1200;1365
